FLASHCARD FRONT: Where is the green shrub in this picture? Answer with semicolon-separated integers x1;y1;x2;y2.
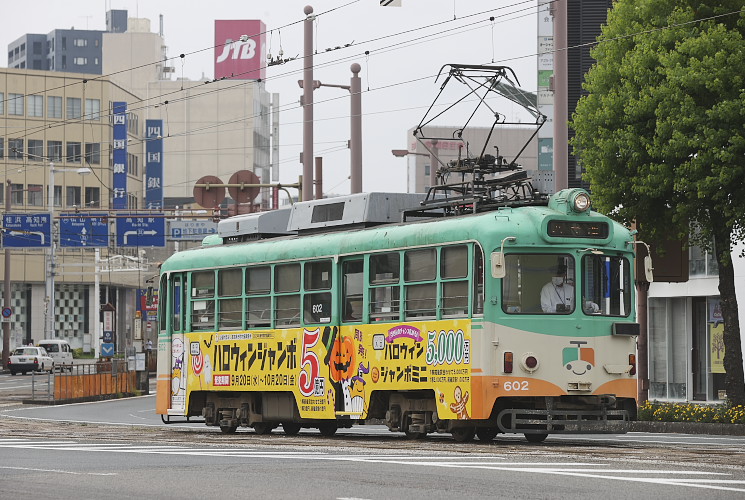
638;400;745;424
72;348;95;359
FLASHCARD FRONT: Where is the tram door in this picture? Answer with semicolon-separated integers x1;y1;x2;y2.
169;273;187;415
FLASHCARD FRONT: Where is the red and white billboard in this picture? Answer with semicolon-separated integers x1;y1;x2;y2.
214;20;266;81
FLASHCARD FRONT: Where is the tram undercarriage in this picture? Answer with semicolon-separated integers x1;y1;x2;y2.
186;389;634;443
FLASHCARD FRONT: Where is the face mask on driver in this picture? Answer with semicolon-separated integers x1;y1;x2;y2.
552;276;564;286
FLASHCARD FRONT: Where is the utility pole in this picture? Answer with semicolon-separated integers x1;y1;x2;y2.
302;5;315;201
2;180;11;367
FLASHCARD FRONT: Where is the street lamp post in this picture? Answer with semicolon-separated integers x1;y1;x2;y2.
391;141;439;192
46;162;91;339
46;162;56;339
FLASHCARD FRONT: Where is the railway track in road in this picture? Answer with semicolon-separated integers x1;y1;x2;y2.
1;405;744;469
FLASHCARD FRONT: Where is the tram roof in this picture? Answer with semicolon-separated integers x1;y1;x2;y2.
161;190;634;273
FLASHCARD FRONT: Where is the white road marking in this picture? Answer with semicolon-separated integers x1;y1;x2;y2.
0;466;116;476
1;438;741;493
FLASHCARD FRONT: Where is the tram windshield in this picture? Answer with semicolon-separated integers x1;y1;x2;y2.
581;255;632;317
501;253;632;317
502;254;576;314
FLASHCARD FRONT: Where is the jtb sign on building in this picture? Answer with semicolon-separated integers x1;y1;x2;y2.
214;20;266;81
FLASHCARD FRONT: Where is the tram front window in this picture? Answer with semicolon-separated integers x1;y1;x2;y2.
501;254;575;314
582;255;632;316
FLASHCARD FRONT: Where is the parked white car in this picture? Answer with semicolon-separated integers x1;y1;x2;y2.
8;346;54;375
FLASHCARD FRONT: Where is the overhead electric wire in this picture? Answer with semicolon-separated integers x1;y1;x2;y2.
4;3;741;203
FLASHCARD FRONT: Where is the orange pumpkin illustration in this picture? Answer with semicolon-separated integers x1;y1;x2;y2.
330;335;356;382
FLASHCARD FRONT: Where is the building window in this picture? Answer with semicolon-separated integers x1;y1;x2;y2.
649;297;688;400
0;92;4;114
27;139;43;160
689;243;718;278
47;141;62;162
85;187;100;208
9;139;23;159
66;97;81;119
33;41;42;54
48;96;62;118
8;93;24;115
11;184;24;205
61;37;66;50
66;186;81;207
53;185;62;207
85;98;100;120
84;143;100;165
73;57;87;66
28;184;43;206
27;95;43;117
66;142;81;163
0;138;3;159
73;38;88;47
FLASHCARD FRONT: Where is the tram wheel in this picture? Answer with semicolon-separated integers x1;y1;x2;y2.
318;422;338;437
451;427;475;443
476;427;498;442
220;424;238;434
524;432;548;443
282;422;302;436
253;422;274;435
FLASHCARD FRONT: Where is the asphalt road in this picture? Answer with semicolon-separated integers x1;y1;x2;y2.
2;371;745;498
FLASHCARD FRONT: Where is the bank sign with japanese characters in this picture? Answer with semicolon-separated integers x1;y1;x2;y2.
183;319;471;420
112;102;128;210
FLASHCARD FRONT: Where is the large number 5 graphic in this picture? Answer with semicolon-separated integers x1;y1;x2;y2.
298;328;320;396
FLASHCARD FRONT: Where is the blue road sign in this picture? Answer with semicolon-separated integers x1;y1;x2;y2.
59;213;109;247
101;343;115;357
168;220;218;240
2;213;52;248
116;214;165;247
103;331;114;343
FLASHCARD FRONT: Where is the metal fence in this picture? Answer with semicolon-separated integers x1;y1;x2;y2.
27;360;142;403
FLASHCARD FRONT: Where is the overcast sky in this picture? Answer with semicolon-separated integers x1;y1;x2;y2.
1;0;539;197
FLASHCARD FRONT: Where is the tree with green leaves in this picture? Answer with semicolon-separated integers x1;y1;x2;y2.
571;0;745;406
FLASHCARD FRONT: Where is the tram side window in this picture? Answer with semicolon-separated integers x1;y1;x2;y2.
191;271;215;330
404;248;437;319
502;254;575;314
159;275;167;331
441;245;469;317
473;246;484;315
369;252;400;321
171;275;183;332
342;260;363;322
275;263;301;327
246;266;271;328
304;260;332;324
582;255;631;316
218;268;243;330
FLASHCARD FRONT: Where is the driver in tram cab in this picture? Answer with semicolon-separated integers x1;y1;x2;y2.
541;264;574;313
540;264;599;313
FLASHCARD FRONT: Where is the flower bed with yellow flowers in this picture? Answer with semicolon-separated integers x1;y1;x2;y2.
637;400;745;424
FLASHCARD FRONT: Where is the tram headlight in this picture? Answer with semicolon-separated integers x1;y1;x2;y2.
572;192;591;212
521;353;539;373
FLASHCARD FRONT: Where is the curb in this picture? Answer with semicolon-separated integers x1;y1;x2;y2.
631;420;745;436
